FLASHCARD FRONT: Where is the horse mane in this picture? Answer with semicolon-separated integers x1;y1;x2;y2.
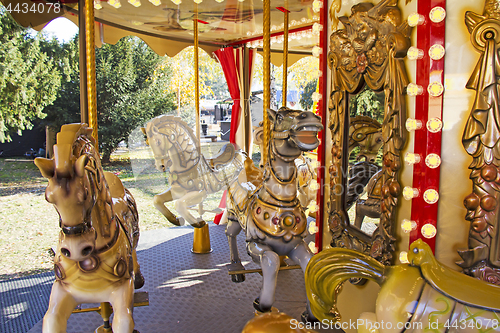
149;115;199;149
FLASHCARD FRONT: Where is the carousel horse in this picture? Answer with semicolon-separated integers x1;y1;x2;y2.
225;107;323;317
34;124;144;333
305;239;500;333
144;115;245;228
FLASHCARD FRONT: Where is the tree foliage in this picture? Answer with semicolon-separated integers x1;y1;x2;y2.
299;79;317;111
349;86;385;123
0;8;60;142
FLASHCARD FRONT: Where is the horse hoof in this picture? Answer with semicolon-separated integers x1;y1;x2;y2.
134;271;145;289
231;274;245;283
192;220;206;228
175;217;186;226
253;298;271;313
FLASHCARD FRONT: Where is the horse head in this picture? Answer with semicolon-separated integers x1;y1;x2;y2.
35;125;102;262
268;107;323;160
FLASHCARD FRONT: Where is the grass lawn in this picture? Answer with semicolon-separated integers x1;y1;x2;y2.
0;144;226;279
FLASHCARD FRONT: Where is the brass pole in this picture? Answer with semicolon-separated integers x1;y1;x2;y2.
80;0;98;145
282;9;289;108
262;0;271;164
194;16;200;141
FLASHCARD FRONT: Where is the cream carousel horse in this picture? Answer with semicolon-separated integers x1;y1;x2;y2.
144;115;245;228
34;124;144;333
225;107;323;317
306;239;500;333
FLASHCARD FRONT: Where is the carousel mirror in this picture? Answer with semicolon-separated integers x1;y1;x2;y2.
327;0;410;265
346;86;384;236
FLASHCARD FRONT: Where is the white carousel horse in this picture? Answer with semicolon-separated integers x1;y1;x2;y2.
306;239;500;333
143;115;245;228
34;124;144;333
225;107;323;318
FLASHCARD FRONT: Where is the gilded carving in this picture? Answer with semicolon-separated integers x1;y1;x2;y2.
459;0;500;284
328;0;410;264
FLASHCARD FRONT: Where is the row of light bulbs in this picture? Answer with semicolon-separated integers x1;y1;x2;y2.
399;6;446;262
245;23;322;48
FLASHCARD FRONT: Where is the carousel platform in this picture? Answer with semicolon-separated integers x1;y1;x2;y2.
1;223;340;333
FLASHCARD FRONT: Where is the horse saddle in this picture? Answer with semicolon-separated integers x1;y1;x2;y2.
208;143;236;170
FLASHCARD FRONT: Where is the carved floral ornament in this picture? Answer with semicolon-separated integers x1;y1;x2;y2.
328;0;410;265
459;0;500;285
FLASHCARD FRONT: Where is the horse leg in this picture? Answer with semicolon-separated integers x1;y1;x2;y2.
110;279;135;333
132;250;144;289
354;201;365;228
153;189;184;226
226;217;245;282
247;242;280;312
43;281;77;333
174;190;207;228
289;241;318;322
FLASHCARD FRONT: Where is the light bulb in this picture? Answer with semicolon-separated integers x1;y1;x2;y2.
312;92;322;102
403;186;419;200
405;152;421;165
428;82;444;97
308;223;318;234
425;154;441;168
429;6;446;23
421;223;437;238
308;200;319;213
94;0;102;9
406;119;423;131
401;219;417;233
423;189;439;204
312;0;322;13
312;46;321;57
399;251;409;264
309;241;318;254
407;83;424;96
128;0;141;7
407;47;424;60
408;13;425;27
429;44;445;60
108;0;121;8
310;180;320;191
427;118;443;133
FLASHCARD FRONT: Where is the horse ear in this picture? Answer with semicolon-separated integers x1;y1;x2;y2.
140;127;150;146
34;158;55;179
267;109;276;122
75;155;89;177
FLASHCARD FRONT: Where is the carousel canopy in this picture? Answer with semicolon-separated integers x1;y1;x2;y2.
1;0;319;64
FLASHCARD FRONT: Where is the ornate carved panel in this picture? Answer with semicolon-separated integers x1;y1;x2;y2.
327;0;410;265
458;0;500;285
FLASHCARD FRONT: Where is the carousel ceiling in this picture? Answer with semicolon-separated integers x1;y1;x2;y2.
1;0;320;63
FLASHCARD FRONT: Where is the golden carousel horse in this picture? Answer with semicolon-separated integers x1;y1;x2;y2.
225;107;323;318
144;115;246;228
305;239;500;333
35;124;144;333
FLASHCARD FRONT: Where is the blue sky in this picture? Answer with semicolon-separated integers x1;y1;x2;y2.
42;17;79;42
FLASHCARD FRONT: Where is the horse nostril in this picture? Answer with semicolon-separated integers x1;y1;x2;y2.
61;248;71;257
82;246;93;256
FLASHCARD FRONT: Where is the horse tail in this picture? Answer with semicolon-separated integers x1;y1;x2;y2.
305;248;387;321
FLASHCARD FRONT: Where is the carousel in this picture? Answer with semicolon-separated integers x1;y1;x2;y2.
1;0;500;332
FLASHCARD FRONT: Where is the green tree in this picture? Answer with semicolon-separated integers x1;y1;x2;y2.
0;7;61;142
349;85;385;123
43;36;177;163
299;79;318;110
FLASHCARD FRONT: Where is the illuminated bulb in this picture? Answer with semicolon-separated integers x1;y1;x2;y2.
308;223;318;234
131;20;144;25
401;219;417;233
171;0;181;4
421;223;437;239
308;242;318;254
312;46;321;57
429;44;445;60
406;118;423;131
94;0;102;9
312;0;322;13
405;152;421;165
408;13;425;27
312;92;322;102
149;0;161;5
428;81;444;97
407;83;424;96
108;0;121;8
429;6;446;23
312;23;323;34
308;200;319;213
423;189;439;204
193;0;202;4
399;251;409;264
425;154;441;169
407;46;424;60
403;186;419;200
427;118;443;133
128;0;141;7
